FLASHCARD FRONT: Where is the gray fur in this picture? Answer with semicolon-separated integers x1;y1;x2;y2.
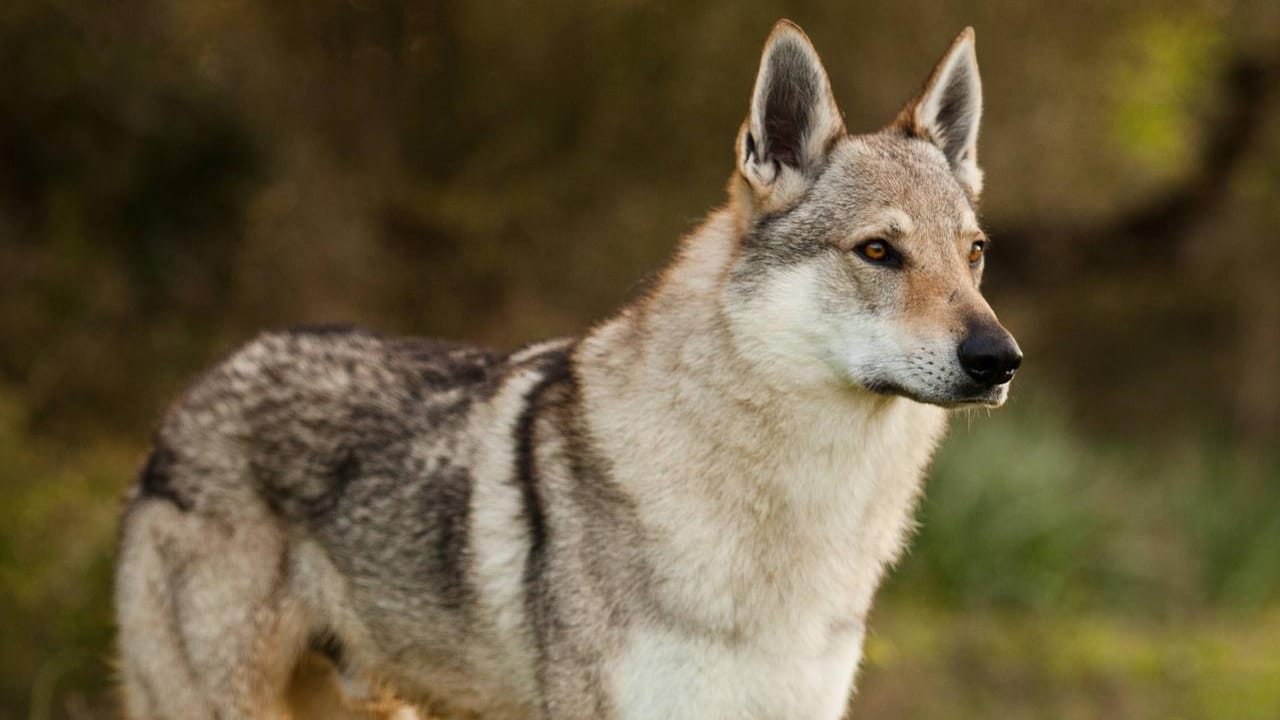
115;21;1018;720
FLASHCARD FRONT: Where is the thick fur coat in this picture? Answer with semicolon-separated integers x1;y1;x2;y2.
115;21;1020;720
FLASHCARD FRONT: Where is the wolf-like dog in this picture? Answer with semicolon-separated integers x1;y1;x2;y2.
115;20;1021;720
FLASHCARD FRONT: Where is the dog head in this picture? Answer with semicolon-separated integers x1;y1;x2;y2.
723;21;1021;408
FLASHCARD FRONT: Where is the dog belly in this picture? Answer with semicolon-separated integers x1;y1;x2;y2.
289;537;537;718
304;609;538;720
609;624;864;720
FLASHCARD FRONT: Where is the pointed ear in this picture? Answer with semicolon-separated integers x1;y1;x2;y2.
739;20;845;207
896;27;984;199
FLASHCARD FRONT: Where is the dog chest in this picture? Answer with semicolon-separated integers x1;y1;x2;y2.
608;620;864;720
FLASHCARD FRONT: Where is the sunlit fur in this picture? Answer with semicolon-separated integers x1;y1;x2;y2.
729;134;1010;409
113;20;1017;720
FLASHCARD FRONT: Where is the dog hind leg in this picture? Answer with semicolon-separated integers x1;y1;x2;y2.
115;497;307;719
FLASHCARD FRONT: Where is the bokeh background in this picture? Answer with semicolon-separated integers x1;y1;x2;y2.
3;1;1279;718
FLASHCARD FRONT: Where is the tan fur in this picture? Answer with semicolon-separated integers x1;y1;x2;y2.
114;20;1018;720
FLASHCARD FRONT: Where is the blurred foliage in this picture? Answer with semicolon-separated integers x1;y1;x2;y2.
894;399;1280;614
869;401;1280;718
857;605;1280;719
1109;10;1226;178
1;0;1279;718
0;392;128;719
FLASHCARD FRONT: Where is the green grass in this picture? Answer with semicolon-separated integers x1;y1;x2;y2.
855;605;1280;719
0;392;136;720
889;398;1280;615
863;396;1280;718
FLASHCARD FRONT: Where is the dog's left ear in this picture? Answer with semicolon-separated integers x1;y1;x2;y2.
739;20;845;210
896;28;984;199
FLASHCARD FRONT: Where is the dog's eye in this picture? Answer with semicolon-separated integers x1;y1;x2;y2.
968;240;986;266
855;239;901;267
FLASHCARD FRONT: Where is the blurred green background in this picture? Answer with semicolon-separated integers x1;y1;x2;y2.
2;1;1279;718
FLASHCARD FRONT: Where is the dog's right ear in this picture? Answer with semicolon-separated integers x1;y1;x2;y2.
738;21;845;210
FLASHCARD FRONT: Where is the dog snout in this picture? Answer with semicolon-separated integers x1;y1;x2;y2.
957;327;1022;387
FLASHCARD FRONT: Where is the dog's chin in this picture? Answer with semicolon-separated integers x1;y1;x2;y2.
950;382;1010;409
861;379;1010;409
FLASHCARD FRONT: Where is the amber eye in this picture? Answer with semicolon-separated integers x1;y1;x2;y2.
968;240;986;266
855;239;900;267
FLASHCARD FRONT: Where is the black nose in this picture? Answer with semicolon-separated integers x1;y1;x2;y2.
958;329;1022;387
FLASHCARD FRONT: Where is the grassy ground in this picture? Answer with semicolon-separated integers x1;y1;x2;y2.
855;605;1280;719
0;394;127;720
4;387;1279;718
860;395;1280;718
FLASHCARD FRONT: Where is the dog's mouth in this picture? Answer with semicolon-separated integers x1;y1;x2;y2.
862;378;1010;409
953;382;1010;408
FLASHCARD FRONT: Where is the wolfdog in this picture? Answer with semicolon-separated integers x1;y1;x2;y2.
115;20;1021;720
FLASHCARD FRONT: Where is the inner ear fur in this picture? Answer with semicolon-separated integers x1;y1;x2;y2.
738;20;845;208
894;27;984;199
